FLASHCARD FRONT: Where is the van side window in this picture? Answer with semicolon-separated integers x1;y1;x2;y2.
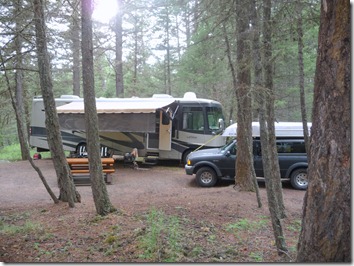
230;144;236;155
276;141;306;153
253;141;262;156
182;107;204;131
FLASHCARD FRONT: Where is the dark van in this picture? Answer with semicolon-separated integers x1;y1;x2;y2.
185;138;308;190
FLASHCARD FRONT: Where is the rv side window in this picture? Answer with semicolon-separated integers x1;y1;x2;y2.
206;107;224;131
276;141;306;153
182;107;204;131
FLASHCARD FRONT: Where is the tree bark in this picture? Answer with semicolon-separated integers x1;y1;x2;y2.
70;0;81;96
164;4;171;95
81;0;116;216
33;0;80;207
234;0;255;192
257;0;288;254
296;2;310;153
250;0;262;208
296;0;350;262
14;0;29;161
115;0;124;97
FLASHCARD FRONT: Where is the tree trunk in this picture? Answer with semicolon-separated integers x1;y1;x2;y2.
14;0;29;161
115;0;124;97
234;0;255;192
165;5;171;95
133;15;138;86
262;0;286;218
0;48;59;204
81;0;116;216
296;2;310;153
33;0;79;207
71;0;81;96
257;0;287;254
250;0;262;208
296;0;350;262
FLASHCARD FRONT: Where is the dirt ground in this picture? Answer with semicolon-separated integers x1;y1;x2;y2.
0;159;306;262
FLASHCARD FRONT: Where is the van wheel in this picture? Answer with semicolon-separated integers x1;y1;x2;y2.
290;169;308;190
196;167;217;187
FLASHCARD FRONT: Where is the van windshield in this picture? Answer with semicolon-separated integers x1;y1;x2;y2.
220;138;236;152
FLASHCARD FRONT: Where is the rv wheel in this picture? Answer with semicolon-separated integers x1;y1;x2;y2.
182;149;192;165
76;143;87;158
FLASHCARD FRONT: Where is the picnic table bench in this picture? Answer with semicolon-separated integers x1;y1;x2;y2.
67;157;115;184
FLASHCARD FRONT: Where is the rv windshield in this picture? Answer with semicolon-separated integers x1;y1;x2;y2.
207;107;224;132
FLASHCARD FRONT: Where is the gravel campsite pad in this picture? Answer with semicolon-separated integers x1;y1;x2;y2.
0;159;305;262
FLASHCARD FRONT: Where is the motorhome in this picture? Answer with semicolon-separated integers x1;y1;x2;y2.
29;92;226;163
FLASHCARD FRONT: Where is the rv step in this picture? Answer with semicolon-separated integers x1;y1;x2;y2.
144;156;158;165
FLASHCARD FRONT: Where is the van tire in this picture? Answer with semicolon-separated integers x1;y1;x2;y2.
290;168;308;190
196;167;217;187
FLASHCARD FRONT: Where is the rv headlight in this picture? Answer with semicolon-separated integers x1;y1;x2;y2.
187;159;191;166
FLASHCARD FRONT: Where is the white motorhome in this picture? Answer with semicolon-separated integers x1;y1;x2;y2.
29;92;226;163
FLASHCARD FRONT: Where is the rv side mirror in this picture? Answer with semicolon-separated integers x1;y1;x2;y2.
162;111;170;125
218;118;225;130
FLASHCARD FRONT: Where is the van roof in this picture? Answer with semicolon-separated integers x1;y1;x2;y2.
222;122;312;137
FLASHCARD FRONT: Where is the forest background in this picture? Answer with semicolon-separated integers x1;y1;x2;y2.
0;0;319;149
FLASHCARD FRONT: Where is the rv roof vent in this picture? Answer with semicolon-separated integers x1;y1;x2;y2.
152;94;173;98
183;92;197;99
60;95;80;99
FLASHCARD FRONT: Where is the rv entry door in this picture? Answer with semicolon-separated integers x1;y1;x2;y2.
159;111;172;151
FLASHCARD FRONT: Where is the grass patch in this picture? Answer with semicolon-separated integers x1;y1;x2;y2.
225;218;268;233
138;208;183;262
0;143;70;161
287;219;302;232
0;221;42;235
0;213;43;236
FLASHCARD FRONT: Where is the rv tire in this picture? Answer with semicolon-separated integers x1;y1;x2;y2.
76;143;87;158
182;149;192;165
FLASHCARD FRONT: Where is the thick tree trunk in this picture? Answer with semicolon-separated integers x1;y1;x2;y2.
296;0;350;262
33;0;79;207
234;0;255;192
81;0;116;216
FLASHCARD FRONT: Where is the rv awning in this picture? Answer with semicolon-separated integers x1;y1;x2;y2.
56;99;176;132
56;99;176;114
